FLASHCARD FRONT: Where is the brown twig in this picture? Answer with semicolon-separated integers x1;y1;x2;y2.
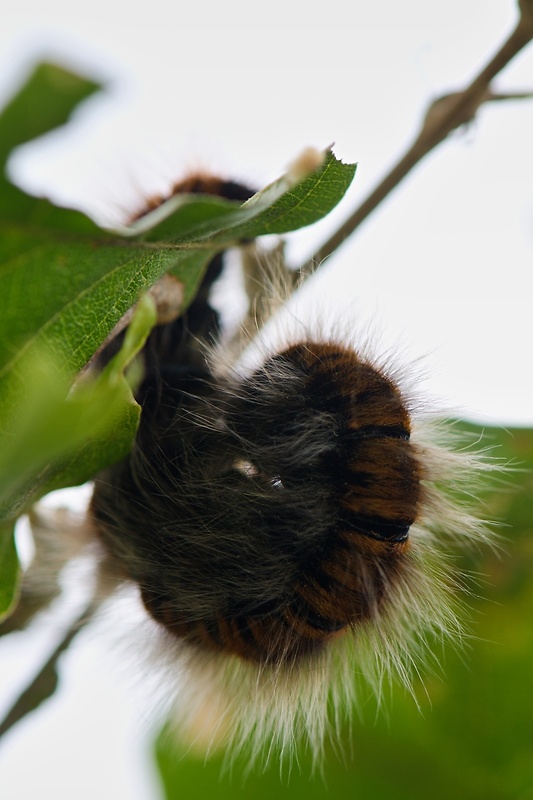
296;1;533;279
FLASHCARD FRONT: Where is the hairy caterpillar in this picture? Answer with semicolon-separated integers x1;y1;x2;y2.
90;172;492;762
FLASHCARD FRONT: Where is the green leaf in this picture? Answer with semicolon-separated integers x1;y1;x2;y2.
0;62;100;174
0;294;156;521
132;149;357;243
0;63;103;231
0;507;76;634
0;230;193;379
0;521;20;621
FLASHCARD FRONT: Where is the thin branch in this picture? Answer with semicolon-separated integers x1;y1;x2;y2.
0;600;98;741
297;2;533;279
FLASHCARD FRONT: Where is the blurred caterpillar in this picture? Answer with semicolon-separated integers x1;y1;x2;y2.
90;169;492;762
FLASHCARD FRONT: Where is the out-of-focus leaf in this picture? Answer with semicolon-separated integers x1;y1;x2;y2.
0;506;95;636
0;521;20;621
0;294;156;522
0;62;104;232
0;62;100;175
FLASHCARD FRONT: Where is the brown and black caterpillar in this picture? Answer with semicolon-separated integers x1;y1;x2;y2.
90;173;493;761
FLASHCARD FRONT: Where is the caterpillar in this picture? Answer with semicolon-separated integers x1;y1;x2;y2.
89;171;492;763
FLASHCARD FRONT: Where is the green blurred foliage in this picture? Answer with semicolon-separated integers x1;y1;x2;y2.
155;425;533;800
0;521;19;620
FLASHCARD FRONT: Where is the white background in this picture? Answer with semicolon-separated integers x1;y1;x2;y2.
0;1;532;798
